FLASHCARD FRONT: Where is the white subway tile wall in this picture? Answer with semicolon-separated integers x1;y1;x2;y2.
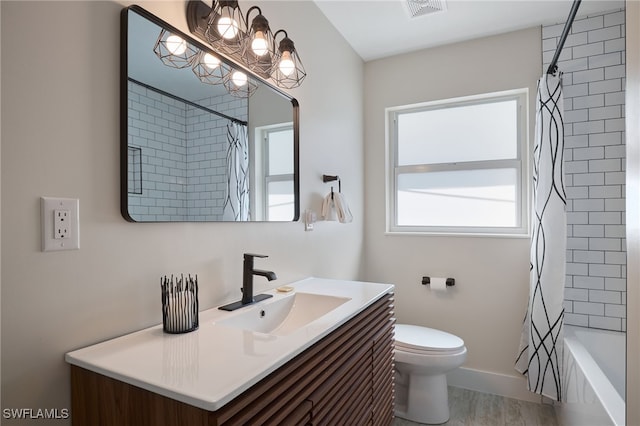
542;9;626;331
127;81;247;221
185;95;248;221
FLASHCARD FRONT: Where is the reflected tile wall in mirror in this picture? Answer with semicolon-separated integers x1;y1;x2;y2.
122;6;299;222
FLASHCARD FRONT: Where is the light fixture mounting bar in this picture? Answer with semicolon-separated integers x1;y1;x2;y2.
187;1;214;42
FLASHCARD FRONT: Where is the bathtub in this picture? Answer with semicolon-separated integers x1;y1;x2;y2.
557;325;625;426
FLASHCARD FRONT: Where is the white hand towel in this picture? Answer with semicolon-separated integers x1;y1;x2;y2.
322;193;338;221
333;192;353;223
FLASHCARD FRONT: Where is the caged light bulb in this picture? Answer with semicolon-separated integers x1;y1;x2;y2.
251;31;269;56
231;71;248;87
166;35;187;55
278;51;295;77
204;53;221;69
217;7;239;40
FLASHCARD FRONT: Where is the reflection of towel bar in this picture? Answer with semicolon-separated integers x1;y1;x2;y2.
421;276;455;286
322;174;341;193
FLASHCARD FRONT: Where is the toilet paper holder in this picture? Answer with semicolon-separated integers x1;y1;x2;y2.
422;276;455;286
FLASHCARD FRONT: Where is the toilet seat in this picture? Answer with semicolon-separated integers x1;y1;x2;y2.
395;324;464;354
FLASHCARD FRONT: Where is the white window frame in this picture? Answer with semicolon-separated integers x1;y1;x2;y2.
253;123;295;221
386;89;530;237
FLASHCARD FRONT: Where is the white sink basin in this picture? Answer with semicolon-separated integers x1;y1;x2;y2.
215;292;351;336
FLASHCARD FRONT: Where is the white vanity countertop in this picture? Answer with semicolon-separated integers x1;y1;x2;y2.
65;277;394;411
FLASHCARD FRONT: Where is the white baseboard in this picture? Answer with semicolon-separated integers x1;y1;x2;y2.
447;367;555;404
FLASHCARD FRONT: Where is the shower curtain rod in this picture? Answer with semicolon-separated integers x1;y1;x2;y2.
547;0;582;75
128;77;248;126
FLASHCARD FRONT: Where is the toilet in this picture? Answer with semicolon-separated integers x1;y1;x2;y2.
394;324;467;424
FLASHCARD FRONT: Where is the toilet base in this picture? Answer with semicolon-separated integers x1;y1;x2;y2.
394;373;450;424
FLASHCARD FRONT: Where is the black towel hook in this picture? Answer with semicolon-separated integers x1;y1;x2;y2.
323;174;341;193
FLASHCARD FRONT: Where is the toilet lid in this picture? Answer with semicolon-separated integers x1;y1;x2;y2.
395;324;465;353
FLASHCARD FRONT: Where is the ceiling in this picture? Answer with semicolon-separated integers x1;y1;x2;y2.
313;0;625;61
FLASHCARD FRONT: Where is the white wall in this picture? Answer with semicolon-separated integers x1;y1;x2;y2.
363;27;541;393
0;1;364;422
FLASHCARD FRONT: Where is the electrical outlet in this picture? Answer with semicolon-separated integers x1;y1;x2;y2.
42;197;80;251
54;209;70;239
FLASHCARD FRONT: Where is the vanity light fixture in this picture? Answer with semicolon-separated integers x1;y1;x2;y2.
223;70;259;98
191;50;257;98
186;0;306;90
241;6;277;77
191;50;229;85
154;29;199;68
272;30;306;89
204;0;247;56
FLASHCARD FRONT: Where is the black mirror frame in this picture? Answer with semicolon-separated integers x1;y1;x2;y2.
120;5;300;223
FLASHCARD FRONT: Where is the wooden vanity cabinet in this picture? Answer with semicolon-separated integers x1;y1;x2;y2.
70;293;395;426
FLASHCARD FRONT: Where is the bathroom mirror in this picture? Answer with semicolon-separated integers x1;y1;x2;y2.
121;6;299;222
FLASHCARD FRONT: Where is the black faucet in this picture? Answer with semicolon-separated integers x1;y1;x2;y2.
241;253;277;304
219;253;276;311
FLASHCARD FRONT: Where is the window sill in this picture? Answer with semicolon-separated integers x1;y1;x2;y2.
384;229;530;239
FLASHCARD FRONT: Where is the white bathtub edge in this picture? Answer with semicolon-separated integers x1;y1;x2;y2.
562;333;625;426
447;367;553;404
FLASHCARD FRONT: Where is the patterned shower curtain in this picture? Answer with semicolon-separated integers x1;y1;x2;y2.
515;73;567;401
222;122;250;221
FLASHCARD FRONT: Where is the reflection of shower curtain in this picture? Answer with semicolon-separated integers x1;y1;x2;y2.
223;122;249;221
515;73;566;401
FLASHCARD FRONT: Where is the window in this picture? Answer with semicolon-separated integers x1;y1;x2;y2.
254;124;295;221
387;89;529;236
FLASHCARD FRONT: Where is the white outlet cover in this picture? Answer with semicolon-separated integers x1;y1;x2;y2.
41;197;80;251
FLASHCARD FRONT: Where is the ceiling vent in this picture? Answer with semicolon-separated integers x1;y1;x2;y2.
406;0;447;18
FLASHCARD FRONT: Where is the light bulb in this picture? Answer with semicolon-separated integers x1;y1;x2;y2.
217;7;239;40
279;51;295;77
231;71;248;87
166;35;187;55
203;53;221;69
251;31;269;56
